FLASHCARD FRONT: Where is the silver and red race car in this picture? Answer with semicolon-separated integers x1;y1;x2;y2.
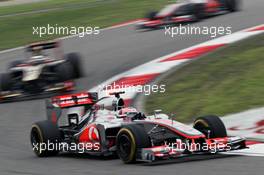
30;91;246;163
0;41;82;102
137;0;240;29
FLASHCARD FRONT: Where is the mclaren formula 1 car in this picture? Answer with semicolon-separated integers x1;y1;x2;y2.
30;91;246;163
0;41;82;102
137;0;241;29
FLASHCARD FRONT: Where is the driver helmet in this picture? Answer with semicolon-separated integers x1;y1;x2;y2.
118;107;139;118
32;46;43;56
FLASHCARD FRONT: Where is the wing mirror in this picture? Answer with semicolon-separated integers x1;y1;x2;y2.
154;109;162;119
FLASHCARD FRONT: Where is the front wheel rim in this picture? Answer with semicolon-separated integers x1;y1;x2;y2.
118;134;132;159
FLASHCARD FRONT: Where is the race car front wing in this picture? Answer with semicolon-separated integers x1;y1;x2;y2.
137;136;247;162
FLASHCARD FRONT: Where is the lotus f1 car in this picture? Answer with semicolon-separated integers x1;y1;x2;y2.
30;91;246;163
137;0;240;29
0;41;82;102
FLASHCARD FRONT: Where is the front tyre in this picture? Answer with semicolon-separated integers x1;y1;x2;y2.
116;125;150;163
224;0;239;12
193;3;205;21
193;115;227;138
30;120;61;157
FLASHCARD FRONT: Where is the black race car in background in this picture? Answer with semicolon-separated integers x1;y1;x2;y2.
0;41;82;102
137;0;241;29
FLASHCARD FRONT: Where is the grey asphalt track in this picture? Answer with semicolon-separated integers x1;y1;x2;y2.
0;0;264;174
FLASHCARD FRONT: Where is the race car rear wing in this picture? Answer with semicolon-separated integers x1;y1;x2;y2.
45;92;98;123
50;92;98;108
26;41;59;52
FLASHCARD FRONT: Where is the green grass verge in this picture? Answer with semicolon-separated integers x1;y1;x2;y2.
0;0;168;50
145;34;264;122
0;0;101;16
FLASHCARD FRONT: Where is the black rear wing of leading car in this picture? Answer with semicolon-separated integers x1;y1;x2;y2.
45;92;98;123
26;41;59;52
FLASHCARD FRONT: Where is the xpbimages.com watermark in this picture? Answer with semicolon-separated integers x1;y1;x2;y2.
32;141;100;154
32;24;100;38
165;140;232;153
165;24;232;38
32;140;232;154
98;82;166;96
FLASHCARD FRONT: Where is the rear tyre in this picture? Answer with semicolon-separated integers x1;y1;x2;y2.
193;115;227;138
0;73;12;91
116;124;151;163
30;120;61;157
65;53;82;78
